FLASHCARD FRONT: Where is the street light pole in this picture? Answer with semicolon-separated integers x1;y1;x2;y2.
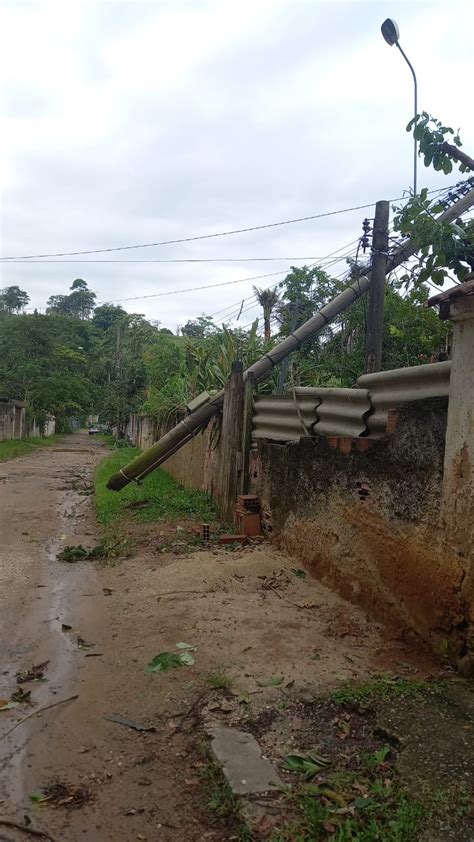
381;18;418;195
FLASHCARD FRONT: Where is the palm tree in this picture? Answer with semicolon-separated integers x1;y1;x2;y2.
253;286;279;339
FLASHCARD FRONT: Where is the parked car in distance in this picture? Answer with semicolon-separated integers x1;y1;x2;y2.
88;425;100;435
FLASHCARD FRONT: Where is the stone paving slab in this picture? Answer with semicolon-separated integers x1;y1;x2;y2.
208;726;283;795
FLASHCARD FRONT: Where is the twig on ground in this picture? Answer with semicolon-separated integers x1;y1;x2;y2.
154;589;216;598
0;819;58;841
0;695;79;741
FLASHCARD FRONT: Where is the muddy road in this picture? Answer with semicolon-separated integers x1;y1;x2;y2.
0;433;452;841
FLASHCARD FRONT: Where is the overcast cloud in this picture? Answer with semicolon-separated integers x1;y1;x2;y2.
1;0;473;330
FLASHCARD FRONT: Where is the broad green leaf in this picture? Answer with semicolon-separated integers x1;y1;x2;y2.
178;650;195;666
146;652;183;673
353;797;375;809
29;791;46;803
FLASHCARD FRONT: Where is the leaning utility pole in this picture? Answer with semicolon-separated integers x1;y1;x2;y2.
365;200;390;373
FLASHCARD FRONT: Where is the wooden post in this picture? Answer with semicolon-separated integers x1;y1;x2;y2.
217;361;244;522
240;372;254;495
365;200;390;373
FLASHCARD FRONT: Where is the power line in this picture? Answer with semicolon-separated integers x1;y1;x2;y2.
0;202;382;260
205;238;361;321
5;255;327;264
0;184;455;262
103;269;293;304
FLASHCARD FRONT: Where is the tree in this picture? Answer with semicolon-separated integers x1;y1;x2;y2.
46;279;96;319
0;312;95;427
0;285;30;313
253;286;279;339
70;278;88;291
181;315;216;338
92;303;126;331
395;114;474;289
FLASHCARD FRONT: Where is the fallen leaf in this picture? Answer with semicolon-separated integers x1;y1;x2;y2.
256;676;283;687
61;623;72;632
29;791;47;804
178;650;195;666
146;652;184;673
291;568;306;579
77;636;93;650
103;588;113;596
282;752;330;779
104;714;156;732
0;700;18;711
11;688;31;704
16;660;49;683
323;822;336;834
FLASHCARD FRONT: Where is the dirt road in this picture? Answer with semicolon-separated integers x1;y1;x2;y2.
0;433;449;841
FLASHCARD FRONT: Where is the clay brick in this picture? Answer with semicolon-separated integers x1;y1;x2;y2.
355;438;372;452
239;512;262;537
338;437;353;455
386;409;399;434
219;534;248;545
237;494;260;513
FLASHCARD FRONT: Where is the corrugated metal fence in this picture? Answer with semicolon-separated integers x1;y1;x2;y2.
252;361;451;442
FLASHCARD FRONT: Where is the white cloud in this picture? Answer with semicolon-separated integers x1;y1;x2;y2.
1;0;473;328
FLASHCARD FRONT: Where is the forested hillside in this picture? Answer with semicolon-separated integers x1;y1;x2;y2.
0;269;449;433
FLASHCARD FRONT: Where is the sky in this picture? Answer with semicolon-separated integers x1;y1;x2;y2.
1;0;473;331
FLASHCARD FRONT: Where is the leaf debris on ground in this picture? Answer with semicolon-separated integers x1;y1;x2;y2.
29;782;92;809
146;642;197;673
103;713;156;732
16;661;49;684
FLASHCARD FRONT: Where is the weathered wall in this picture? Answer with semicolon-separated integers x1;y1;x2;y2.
28;415;56;438
126;414;225;512
252;399;471;661
0;400;25;441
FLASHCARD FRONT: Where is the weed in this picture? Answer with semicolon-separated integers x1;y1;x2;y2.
199;761;251;841
0;435;61;463
208;672;234;690
330;676;441;706
94;447;217;525
273;781;426;841
362;745;391;771
95;433;115;448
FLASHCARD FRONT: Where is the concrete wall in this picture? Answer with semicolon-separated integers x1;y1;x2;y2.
28;415;56;438
0;400;56;441
0;400;25;441
252;399;471;662
126;413;220;497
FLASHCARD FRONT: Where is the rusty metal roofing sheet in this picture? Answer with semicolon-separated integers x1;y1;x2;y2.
357;361;451;436
313;387;371;438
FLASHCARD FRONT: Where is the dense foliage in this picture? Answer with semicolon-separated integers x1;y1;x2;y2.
1;114;470;430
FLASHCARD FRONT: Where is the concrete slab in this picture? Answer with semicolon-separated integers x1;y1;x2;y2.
209;726;283;795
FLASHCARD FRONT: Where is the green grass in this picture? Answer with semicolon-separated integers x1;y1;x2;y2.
94;432;115;448
208;672;234;690
273;779;426;841
199;760;251;840
95;446;217;525
0;435;62;462
330;676;441;706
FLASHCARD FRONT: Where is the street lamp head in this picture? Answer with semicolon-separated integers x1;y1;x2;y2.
381;18;400;46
